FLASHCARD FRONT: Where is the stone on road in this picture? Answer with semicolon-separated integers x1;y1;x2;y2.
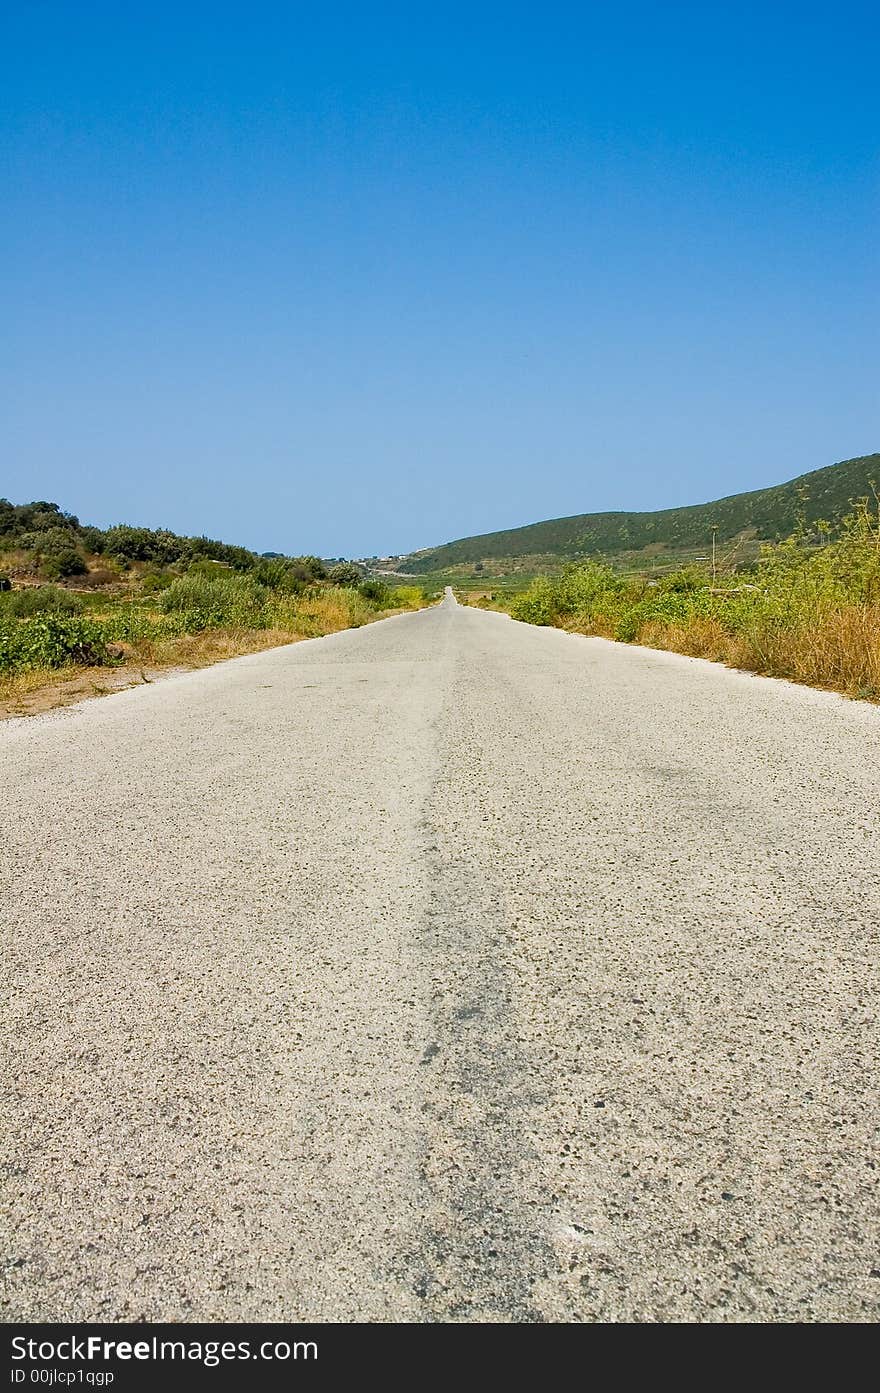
2;591;878;1321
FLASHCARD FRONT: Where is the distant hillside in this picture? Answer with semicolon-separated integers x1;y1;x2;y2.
399;454;880;573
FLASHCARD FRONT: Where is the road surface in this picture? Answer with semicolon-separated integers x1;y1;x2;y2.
2;591;879;1322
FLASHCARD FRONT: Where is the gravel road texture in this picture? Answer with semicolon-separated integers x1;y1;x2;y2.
2;589;878;1321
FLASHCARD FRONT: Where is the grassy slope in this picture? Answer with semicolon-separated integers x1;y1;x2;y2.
400;453;880;573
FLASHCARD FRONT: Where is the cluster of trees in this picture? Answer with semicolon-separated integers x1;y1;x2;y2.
0;498;363;590
0;499;266;576
0;500;91;578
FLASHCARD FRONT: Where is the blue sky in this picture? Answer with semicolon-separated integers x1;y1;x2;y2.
2;2;878;557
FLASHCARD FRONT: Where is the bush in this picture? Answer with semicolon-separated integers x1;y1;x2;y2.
657;566;710;594
78;525;106;552
555;562;624;617
0;552;429;680
42;549;88;579
328;562;363;586
187;559;235;578
358;579;390;604
104;524;181;564
390;586;424;608
284;555;328;582
251;558;306;593
159;573;268;630
510;577;559;625
140;570;173;594
0;586;84;617
17;527;75;553
0;615;110;673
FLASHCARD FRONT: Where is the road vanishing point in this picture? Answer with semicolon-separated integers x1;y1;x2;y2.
2;590;879;1322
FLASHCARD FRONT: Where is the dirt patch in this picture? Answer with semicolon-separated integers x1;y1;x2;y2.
0;663;184;720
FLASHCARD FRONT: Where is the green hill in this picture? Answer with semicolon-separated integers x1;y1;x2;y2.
399;453;880;574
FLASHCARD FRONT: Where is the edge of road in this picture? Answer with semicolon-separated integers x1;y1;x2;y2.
553;626;880;715
0;599;454;731
5;586;878;734
454;587;880;716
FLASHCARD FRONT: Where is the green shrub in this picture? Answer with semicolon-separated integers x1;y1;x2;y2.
556;562;624;616
187;559;234;578
510;576;559;625
0;615;110;673
0;585;84;617
295;556;328;582
656;566;710;594
159;574;269;630
358;580;390;604
42;549;88;579
389;585;424;608
0;548;427;681
251;558;306;593
140;570;173;594
329;562;363;586
17;525;80;555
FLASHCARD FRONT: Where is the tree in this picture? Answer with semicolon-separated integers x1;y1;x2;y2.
358;579;390;604
43;549;87;579
328;561;362;586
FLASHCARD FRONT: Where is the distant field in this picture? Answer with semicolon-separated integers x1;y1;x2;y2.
386;570;542;595
400;536;767;593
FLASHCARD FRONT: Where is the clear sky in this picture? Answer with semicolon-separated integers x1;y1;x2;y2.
3;3;878;558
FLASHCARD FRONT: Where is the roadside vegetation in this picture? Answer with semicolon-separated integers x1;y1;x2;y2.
480;494;880;701
0;499;431;711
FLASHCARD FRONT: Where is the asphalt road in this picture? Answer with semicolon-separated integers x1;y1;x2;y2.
2;590;879;1322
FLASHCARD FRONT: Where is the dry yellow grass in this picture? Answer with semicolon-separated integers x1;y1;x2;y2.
638;616;742;664
115;625;301;668
637;605;880;700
